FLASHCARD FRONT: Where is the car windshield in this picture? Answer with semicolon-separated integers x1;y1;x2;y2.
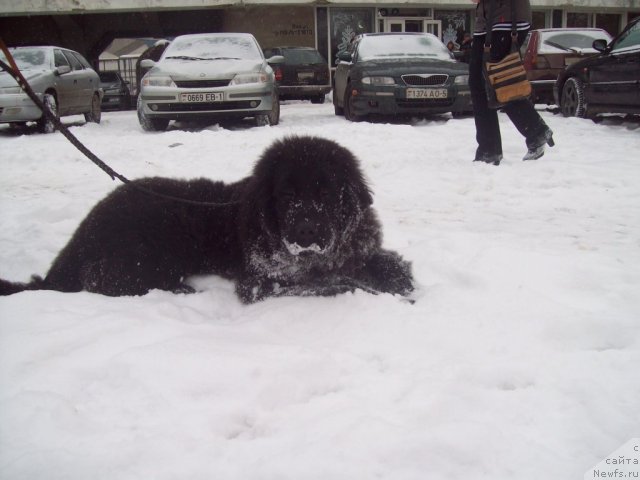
540;30;611;53
1;48;48;70
282;49;325;65
163;35;261;61
99;72;119;82
612;20;640;51
357;35;451;61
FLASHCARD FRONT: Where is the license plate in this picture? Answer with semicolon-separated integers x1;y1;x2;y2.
406;88;448;99
297;72;314;80
180;92;223;103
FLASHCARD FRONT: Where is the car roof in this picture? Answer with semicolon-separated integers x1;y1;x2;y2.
531;28;608;33
173;32;256;40
268;46;318;50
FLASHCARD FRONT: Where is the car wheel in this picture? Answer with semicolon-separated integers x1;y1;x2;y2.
333;86;344;116
36;93;58;134
561;77;587;118
256;91;280;126
84;93;102;124
137;96;169;132
344;83;363;122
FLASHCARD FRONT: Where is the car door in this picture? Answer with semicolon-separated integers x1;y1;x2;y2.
61;50;91;112
53;49;77;114
587;21;640;108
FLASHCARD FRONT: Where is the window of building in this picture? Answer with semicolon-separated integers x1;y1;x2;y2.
531;11;546;29
567;12;591;28
595;13;621;37
330;8;373;67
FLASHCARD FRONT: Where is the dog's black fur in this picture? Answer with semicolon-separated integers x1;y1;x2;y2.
0;135;413;303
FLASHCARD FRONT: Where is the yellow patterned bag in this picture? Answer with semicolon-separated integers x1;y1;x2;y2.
483;49;532;108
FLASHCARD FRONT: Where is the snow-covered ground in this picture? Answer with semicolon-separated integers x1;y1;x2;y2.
1;103;639;480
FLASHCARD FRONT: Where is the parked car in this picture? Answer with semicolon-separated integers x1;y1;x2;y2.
555;17;640;118
333;33;472;121
262;46;331;104
0;45;102;133
99;71;131;110
521;28;612;104
137;33;283;131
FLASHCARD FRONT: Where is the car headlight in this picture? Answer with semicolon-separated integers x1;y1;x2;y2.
362;76;395;86
454;75;469;85
0;86;23;94
230;72;268;85
142;75;176;87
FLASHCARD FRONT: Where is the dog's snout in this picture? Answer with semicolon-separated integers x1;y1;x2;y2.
295;220;318;247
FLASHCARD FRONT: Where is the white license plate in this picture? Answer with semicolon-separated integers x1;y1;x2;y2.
406;88;448;99
180;92;224;103
298;72;314;80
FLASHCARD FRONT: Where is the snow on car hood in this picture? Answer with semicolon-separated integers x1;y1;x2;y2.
0;68;48;88
150;58;266;80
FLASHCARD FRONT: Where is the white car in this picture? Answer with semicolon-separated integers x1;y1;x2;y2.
0;46;102;133
137;33;284;131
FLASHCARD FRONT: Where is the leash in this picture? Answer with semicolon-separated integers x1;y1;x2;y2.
0;38;238;208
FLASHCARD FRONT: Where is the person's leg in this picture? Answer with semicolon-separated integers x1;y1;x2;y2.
469;33;502;163
496;30;555;159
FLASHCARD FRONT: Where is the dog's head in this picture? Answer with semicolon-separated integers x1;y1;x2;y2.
243;135;373;260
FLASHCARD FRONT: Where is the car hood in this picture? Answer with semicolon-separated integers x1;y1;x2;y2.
150;58;265;79
0;68;49;88
355;58;468;75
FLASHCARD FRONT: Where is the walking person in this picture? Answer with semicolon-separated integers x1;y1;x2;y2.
469;0;554;165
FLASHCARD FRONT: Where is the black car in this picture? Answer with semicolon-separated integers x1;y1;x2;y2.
98;71;131;110
262;47;331;104
333;33;472;121
554;17;640;118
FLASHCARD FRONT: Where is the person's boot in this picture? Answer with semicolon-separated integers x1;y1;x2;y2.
473;152;503;166
523;129;554;161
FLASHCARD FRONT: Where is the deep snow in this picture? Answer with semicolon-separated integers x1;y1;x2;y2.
1;102;639;480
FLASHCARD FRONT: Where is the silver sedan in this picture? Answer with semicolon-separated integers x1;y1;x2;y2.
0;46;102;133
137;33;284;131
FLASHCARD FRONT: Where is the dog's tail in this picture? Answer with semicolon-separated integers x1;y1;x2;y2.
0;276;46;296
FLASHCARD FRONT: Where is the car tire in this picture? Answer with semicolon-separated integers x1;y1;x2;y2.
36;93;58;134
137;97;169;132
333;86;344;116
561;77;587;118
344;84;363;122
256;91;280;126
84;93;102;124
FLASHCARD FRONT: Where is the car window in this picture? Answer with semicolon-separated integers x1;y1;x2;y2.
163;35;262;60
282;49;326;65
63;51;84;71
357;35;451;61
73;52;93;70
53;49;70;68
539;30;612;53
3;48;48;69
611;21;640;52
99;72;119;82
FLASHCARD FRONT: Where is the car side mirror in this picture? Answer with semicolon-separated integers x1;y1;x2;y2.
266;55;285;65
55;65;71;75
592;39;609;53
140;59;156;68
337;51;352;63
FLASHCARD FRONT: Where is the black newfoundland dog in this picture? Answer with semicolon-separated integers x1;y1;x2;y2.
0;136;413;303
